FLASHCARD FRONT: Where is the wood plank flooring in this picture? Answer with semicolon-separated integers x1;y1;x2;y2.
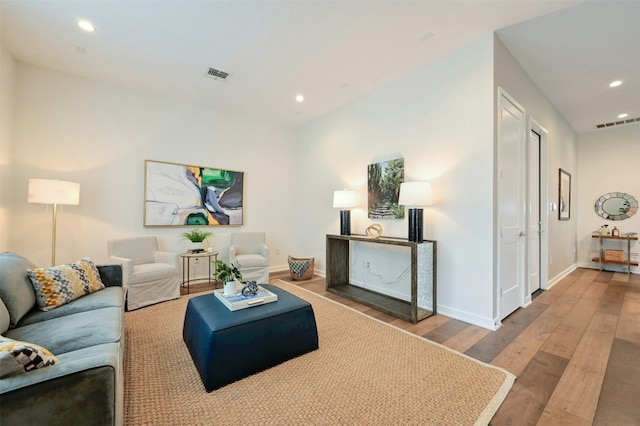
184;268;640;425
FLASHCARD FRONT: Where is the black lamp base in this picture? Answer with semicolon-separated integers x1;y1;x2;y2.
339;210;351;235
408;208;423;243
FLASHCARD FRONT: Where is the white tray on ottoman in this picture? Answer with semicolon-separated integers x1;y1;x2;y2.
214;285;277;311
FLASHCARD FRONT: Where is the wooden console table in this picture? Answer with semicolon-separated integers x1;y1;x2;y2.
326;234;436;323
591;233;638;274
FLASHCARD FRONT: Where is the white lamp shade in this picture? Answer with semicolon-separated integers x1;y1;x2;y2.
28;179;80;205
398;182;432;206
333;190;356;209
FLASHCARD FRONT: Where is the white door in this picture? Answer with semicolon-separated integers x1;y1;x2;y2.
498;89;526;321
528;129;541;293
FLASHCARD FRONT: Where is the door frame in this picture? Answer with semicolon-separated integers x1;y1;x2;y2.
529;118;549;292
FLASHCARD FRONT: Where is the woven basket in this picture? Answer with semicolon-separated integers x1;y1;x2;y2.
288;256;315;281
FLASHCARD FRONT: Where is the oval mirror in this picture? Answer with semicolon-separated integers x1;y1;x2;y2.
595;192;638;220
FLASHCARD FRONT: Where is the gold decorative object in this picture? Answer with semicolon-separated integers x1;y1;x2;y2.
366;223;383;239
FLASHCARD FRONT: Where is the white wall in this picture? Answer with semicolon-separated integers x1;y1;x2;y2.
0;42;16;251
295;34;498;328
9;64;298;268
577;123;640;273
494;36;578;284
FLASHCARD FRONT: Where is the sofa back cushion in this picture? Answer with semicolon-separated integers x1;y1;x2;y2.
0;253;37;328
0;299;10;334
107;236;158;265
26;258;105;312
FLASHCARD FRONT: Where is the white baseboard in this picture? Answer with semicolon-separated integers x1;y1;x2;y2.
436;305;499;331
546;263;578;290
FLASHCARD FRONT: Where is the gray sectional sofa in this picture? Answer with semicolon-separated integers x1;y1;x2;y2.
0;252;124;426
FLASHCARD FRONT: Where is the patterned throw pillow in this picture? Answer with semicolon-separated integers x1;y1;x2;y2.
26;258;105;311
0;336;59;377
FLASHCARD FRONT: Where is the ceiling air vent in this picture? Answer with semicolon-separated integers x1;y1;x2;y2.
595;117;639;129
205;67;231;82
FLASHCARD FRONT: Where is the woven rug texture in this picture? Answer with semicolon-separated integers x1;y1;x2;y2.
123;280;514;425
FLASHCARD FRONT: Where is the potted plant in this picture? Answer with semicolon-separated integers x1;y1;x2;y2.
181;228;212;243
213;260;243;296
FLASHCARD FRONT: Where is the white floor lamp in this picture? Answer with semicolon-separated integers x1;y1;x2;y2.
28;179;80;266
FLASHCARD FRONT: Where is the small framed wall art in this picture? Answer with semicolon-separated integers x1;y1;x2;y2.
144;160;244;227
368;158;404;219
558;168;571;221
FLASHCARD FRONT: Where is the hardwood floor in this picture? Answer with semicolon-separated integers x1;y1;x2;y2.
184;268;640;425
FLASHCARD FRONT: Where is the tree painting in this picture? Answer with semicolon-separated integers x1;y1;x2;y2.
368;158;404;219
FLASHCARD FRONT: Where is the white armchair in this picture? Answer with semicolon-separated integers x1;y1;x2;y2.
107;236;180;310
229;232;269;284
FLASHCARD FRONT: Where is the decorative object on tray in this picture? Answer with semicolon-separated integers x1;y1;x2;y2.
241;281;259;296
365;223;383;239
214;285;278;311
213;260;243;296
288;256;314;281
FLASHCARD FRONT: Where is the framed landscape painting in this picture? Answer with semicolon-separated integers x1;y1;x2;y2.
368;158;404;219
144;160;244;227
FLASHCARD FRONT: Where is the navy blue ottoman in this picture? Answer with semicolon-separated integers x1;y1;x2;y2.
183;284;319;391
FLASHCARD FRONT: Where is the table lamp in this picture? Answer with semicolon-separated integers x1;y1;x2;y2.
398;182;432;243
333;190;356;236
28;178;80;265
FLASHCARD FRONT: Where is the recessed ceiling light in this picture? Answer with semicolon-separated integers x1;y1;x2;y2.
618;113;628;119
609;80;622;88
295;95;304;103
78;20;95;32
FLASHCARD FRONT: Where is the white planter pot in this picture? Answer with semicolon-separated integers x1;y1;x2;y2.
223;281;238;296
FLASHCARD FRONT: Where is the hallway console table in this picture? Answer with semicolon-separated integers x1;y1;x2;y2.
591;233;638;274
326;234;436;323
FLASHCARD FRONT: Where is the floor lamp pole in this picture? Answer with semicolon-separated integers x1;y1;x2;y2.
51;203;58;266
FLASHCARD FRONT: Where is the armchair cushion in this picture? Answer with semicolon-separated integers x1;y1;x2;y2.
234;254;268;268
26;259;105;312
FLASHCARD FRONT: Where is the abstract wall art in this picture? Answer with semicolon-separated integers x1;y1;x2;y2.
368;158;404;219
144;160;244;227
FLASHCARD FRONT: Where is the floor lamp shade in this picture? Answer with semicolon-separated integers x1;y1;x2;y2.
399;182;432;243
28;179;80;205
28;179;80;265
333;190;356;236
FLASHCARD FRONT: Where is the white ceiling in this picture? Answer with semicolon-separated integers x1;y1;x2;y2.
1;1;638;133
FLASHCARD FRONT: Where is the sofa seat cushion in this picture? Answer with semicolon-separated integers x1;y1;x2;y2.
132;262;177;283
17;287;123;327
0;342;120;394
4;307;122;355
0;253;37;327
26;259;105;311
235;254;268;268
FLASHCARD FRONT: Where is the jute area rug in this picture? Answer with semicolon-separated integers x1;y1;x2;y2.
123;279;514;425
